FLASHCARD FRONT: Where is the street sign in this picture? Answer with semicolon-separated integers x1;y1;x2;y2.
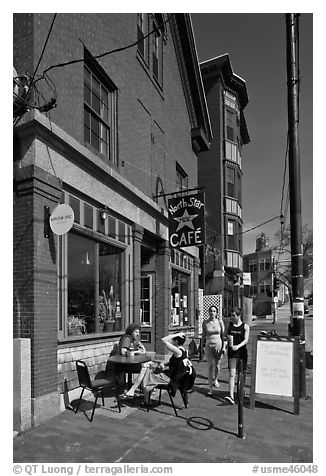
243;272;251;286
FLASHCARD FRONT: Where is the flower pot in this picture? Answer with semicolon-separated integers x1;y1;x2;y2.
68;326;84;336
103;320;115;332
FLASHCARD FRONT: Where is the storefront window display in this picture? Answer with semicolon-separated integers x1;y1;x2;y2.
65;233;124;336
171;268;190;327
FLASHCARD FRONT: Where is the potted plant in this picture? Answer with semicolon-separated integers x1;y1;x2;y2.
67;315;86;336
102;289;116;332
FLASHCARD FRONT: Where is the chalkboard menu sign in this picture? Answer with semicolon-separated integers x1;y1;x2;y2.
250;335;300;414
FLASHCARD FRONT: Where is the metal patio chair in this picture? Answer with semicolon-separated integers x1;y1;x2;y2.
146;364;196;417
74;360;121;421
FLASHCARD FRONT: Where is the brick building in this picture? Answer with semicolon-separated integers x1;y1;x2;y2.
13;13;211;429
243;233;286;318
198;54;250;316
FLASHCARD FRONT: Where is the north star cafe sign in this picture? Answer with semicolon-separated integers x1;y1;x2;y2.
168;193;205;249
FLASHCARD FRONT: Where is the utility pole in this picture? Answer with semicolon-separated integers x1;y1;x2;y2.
286;13;305;396
272;257;278;324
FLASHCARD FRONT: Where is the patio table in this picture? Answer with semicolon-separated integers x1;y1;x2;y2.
108;354;152;389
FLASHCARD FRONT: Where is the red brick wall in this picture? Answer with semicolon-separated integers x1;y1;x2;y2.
154;241;171;355
13;13;198;195
14;164;62;397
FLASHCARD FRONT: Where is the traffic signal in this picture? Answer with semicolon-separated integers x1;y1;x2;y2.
273;275;279;290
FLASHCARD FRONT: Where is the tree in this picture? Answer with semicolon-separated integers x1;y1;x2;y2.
273;224;313;294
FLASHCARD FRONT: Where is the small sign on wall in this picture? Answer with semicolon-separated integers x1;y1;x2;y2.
50;204;74;235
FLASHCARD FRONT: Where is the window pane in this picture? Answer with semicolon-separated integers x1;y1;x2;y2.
69;195;80;224
92;92;100;115
99;243;123;332
84;203;93;229
118;221;126;243
100;89;109;122
84;84;91;106
227;167;235;183
108;217;116;238
68;234;95;335
97;209;105;234
92;76;101;113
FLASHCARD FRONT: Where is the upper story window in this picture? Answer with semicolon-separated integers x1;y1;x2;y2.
226;109;236;142
227;220;234;235
226;251;242;270
225;198;242;219
224;91;239;110
259;281;271;295
176;163;188;192
137;13;164;88
259;258;271;271
137;13;149;63
226;166;235;198
225;140;242;169
249;260;257;273
84;54;117;164
152;15;163;86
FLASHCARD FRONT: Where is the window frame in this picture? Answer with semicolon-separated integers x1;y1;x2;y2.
140;274;153;326
176;163;188;192
58;193;132;342
137;13;149;63
84;55;117;164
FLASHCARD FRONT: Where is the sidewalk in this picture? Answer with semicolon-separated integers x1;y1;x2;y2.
13;314;313;464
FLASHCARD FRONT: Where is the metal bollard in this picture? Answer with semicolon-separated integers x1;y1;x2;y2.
237;359;245;439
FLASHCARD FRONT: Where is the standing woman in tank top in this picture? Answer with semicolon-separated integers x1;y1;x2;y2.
225;307;250;404
201;305;225;396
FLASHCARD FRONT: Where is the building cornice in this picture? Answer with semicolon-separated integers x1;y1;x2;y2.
170;14;212;152
200;53;250;145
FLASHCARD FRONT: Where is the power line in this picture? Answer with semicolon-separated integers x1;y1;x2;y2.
206;215;280;240
40;14;173;78
30;13;57;87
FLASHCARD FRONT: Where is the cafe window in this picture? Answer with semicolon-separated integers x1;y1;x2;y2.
59;193;132;340
65;233;124;337
171;268;190;327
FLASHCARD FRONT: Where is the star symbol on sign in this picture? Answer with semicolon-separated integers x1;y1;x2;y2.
173;208;198;232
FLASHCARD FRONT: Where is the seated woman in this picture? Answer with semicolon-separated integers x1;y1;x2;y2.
115;323;146;390
118;323;146;356
122;332;188;403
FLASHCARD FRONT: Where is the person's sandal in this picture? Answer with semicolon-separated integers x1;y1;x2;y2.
120;393;134;400
224;395;235;404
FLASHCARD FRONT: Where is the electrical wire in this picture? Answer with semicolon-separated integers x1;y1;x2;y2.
14;14;57;125
40;14;173;77
29;14;57;88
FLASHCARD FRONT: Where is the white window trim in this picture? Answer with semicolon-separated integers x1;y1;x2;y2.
141;274;153;326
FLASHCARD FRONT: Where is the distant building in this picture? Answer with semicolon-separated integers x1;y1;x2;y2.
199;54;250;316
243;233;287;317
13;13;211;429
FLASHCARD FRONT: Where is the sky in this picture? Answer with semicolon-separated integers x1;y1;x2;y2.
191;12;313;254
